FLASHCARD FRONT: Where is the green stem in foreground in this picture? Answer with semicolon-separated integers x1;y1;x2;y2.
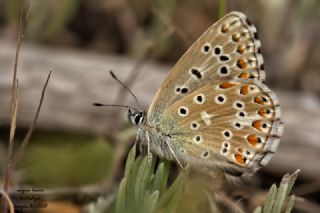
217;0;226;19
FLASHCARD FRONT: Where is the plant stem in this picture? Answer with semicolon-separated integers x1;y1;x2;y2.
217;0;226;19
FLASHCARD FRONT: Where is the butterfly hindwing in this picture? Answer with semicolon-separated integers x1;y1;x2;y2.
148;12;265;124
159;80;282;175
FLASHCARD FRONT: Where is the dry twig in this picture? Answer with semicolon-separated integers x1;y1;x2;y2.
0;190;15;213
12;71;52;169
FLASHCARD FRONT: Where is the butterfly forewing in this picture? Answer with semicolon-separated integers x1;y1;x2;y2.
148;12;265;123
160;81;282;175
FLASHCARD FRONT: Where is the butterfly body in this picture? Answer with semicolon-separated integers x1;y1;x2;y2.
123;11;282;178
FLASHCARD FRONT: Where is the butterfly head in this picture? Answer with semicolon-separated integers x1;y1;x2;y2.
128;109;146;126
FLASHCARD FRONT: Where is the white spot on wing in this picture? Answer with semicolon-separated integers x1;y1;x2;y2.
201;111;214;126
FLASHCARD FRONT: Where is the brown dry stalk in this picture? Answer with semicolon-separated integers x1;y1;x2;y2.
0;190;15;213
1;7;24;213
12;71;52;169
3;6;24;194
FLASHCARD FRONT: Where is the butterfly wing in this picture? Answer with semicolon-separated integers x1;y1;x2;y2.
159;80;282;176
146;12;282;176
148;12;265;124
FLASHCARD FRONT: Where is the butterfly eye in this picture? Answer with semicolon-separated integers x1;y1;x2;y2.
134;114;143;125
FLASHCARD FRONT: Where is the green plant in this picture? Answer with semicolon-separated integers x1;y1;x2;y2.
253;170;299;213
114;145;189;213
88;145;299;213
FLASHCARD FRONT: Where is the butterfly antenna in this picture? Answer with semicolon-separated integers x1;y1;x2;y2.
93;103;139;112
109;71;142;109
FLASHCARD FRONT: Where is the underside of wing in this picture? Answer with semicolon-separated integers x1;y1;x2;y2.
148;12;265;124
159;80;282;176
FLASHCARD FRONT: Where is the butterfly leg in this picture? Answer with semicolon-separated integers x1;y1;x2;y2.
163;138;185;170
134;130;140;147
145;130;151;154
136;128;146;153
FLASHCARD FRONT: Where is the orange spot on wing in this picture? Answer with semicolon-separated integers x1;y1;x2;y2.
237;147;243;153
247;134;259;146
220;82;236;89
238;72;248;79
252;120;262;131
254;96;264;105
221;24;229;33
237;59;247;69
237;45;246;54
258;109;266;117
235;154;245;165
232;34;240;42
240;85;249;95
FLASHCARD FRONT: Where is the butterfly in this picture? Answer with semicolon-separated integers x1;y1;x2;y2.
95;11;283;178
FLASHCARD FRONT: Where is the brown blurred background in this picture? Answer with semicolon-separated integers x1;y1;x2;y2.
0;0;320;212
